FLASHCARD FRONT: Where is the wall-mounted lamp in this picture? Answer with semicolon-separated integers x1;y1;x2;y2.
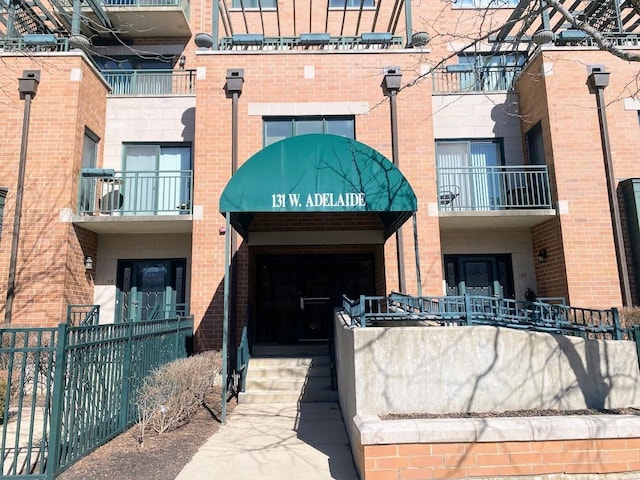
537;249;548;263
178;55;186;69
218;226;226;235
84;256;94;271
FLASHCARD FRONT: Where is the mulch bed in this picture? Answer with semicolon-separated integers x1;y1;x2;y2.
57;395;236;480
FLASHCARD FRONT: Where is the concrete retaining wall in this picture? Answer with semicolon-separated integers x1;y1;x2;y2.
334;312;640;479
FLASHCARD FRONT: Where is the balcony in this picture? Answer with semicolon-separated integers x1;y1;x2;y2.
432;65;522;94
73;168;193;234
83;0;191;38
101;69;196;96
437;165;555;229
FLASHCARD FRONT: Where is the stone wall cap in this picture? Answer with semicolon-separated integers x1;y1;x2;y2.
354;414;640;445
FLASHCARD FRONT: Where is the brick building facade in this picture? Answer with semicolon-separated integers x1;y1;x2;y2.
1;0;639;346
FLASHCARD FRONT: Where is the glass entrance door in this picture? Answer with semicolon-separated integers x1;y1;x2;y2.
444;255;514;298
116;259;186;322
256;254;375;343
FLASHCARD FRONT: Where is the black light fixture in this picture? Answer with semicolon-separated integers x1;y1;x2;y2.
588;66;632;306
84;256;94;271
382;67;406;293
5;70;40;324
178;55;186;69
537;249;548;263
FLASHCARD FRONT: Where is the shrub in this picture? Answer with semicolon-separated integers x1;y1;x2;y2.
136;351;222;444
619;307;640;329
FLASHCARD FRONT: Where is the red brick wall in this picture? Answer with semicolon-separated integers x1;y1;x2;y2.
192;51;441;349
0;54;107;326
362;438;640;479
517;50;640;308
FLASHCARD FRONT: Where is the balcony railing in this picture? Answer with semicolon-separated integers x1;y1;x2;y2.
101;69;196;95
103;0;183;4
78;168;193;216
437;165;552;211
0;35;70;52
432;65;523;94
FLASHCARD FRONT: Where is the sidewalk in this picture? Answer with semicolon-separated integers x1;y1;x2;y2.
174;402;359;480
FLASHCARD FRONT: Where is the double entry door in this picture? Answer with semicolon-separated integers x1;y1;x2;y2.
444;255;514;299
256;254;375;343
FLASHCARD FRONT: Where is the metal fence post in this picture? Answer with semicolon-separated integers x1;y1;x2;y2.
119;322;134;430
464;294;473;326
45;323;68;480
634;326;640;372
612;307;622;340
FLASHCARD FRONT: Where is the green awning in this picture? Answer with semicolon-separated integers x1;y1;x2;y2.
220;134;417;239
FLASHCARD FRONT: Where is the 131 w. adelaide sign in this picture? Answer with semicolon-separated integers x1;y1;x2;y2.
271;192;366;209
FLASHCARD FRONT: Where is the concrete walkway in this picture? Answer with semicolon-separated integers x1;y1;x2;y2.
174;402;359;480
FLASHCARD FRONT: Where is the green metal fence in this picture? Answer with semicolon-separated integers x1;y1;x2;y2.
1;317;193;479
342;293;627;340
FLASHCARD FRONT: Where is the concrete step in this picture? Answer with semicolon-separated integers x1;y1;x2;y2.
246;365;331;379
246;376;331;391
238;389;338;404
248;356;329;368
252;343;329;357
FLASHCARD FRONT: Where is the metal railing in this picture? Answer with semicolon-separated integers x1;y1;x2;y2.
78;168;193;216
218;34;404;50
1;317;193;479
432;65;523;93
101;69;196;95
342;293;627;340
66;305;100;326
117;290;189;323
235;326;249;393
437;165;552;211
0;36;70;52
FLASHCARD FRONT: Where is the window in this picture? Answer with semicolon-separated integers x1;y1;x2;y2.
456;54;525;91
453;0;518;8
121;144;191;215
329;0;374;8
231;0;276;8
264;116;355;146
83;129;99;169
525;123;545;165
436;139;504;210
79;129;99;212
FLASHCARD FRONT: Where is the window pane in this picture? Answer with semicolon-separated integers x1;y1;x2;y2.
526;124;545;165
125;145;158;171
329;0;374;7
265;120;292;146
326;118;355;138
232;0;276;7
454;0;517;7
295;119;323;135
82;133;98;169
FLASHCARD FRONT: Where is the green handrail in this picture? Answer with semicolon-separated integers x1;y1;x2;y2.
343;293;629;340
